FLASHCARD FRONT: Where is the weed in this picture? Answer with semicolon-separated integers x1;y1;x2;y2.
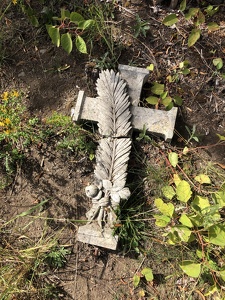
44;245;70;269
133;14;150;38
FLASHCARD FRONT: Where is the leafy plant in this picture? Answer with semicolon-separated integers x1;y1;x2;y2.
133;267;154;288
146;82;183;110
44;245;70;269
46;8;95;54
153;150;225;295
185;124;199;144
133;14;150;38
162;0;221;47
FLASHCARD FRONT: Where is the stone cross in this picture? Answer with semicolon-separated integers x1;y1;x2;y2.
71;65;177;250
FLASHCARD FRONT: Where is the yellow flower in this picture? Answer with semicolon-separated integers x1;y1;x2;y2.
12;0;17;5
0;121;5;126
4;130;10;135
5;118;11;125
11;90;19;97
2;92;8;101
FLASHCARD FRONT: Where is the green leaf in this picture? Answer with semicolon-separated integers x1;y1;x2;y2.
133;274;140;287
147;64;154;71
61;33;73;54
194;174;211;184
154;214;171;227
160;91;168;99
175;225;193;242
194;10;205;26
70;12;84;23
78;19;95;30
173;174;182;186
217;133;225;141
141;268;154;282
173;95;183;105
188;29;201;47
30;15;39;27
146;96;159;105
179;214;193;228
191;195;210;214
181;68;190;75
61;8;70;20
213;190;225;208
151;83;164;95
208;224;225;246
154;198;174;217
75;36;87;54
162;186;176;200
46;25;60;47
207;22;220;32
176;180;192;202
162;96;172;107
179;0;186;12
168;152;178;167
185;8;199;20
219;268;225;282
162;14;178;26
183;146;189;155
213;58;223;70
19;199;48;217
180;261;201;278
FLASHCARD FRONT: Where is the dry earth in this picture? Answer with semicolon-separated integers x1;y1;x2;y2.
0;0;225;299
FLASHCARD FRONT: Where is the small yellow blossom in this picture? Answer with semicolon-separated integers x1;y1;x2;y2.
12;0;17;5
0;121;5;126
5;118;11;125
2;92;8;101
11;90;19;97
4;130;10;135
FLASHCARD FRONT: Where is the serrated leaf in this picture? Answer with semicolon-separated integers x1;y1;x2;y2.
173;174;182;186
194;174;211;184
209;224;225;246
179;214;193;228
219;269;225;282
133;274;140;287
179;0;186;12
154;198;174;217
185;8;199;20
175;225;193;242
61;33;73;54
162;96;172;107
151;82;164;95
176;180;192;202
162;186;175;200
46;25;60;47
162;14;178;26
78;19;95;30
147;64;154;71
180;261;201;278
75;35;87;54
188;29;201;47
141;268;154;282
191;195;210;214
208;22;220;32
213;58;223;70
168;152;178;167
146;96;159;105
154;214;171;227
70;12;84;23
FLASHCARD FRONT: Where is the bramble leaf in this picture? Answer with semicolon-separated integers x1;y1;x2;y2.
180;261;201;278
141;268;154;282
162;186;176;200
188;29;201;47
208;224;225;246
194;174;211;184
176;180;192;202
61;33;73;54
151;83;164;95
162;14;178;26
154;198;174;217
154;214;171;227
46;25;60;47
179;214;193;228
146;96;159;105
75;36;87;54
168;152;178;167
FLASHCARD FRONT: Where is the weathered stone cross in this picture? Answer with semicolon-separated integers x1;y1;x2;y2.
71;64;177;250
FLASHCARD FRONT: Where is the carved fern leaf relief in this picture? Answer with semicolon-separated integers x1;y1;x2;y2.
96;69;132;137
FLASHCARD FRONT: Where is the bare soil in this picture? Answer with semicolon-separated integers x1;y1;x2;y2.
0;1;225;299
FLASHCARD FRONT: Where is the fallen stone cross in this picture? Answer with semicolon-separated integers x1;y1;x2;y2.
71;64;177;250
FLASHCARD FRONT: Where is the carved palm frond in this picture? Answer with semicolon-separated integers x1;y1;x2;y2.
96;69;132;137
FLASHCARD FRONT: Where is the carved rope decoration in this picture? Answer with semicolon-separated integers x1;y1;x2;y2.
85;70;132;230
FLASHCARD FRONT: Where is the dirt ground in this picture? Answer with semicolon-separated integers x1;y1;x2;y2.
0;0;225;299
